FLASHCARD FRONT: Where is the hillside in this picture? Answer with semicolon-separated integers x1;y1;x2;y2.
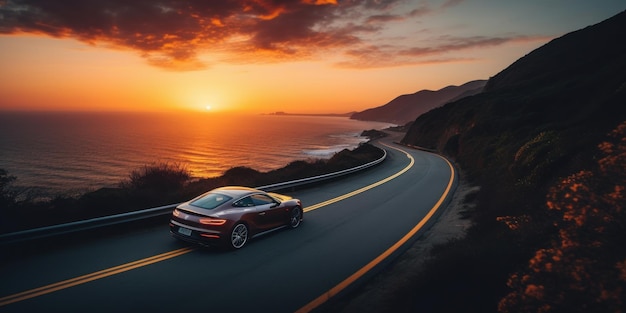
395;10;626;312
350;80;486;124
402;10;626;179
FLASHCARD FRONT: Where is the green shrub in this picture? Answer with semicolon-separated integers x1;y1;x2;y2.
121;162;191;192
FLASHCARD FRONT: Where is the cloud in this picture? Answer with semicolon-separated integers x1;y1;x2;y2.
335;34;550;69
1;0;399;70
440;0;464;9
0;0;543;71
366;13;405;24
399;35;515;57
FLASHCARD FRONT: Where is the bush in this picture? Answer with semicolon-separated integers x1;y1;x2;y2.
121;162;191;192
499;121;626;313
0;169;17;209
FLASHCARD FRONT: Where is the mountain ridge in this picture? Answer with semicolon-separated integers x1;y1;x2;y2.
350;79;486;124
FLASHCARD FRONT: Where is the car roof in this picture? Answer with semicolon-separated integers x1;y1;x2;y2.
211;186;263;198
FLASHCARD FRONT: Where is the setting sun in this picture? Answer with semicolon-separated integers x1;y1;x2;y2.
1;1;620;114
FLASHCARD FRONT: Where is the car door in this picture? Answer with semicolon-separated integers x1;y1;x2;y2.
251;193;284;230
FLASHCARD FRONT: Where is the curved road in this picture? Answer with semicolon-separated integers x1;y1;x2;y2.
0;138;455;313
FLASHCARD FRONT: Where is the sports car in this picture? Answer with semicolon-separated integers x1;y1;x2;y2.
170;186;303;249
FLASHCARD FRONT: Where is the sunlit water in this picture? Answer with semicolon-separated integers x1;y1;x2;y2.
0;112;392;197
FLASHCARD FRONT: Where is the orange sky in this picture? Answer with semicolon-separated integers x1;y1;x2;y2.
0;1;624;114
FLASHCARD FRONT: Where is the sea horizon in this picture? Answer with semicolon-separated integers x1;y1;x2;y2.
0;111;393;198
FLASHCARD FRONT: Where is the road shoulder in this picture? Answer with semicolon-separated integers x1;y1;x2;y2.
317;176;477;312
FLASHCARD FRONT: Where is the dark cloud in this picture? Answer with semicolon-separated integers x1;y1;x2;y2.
0;0;399;69
337;34;548;68
245;5;360;53
440;0;464;9
366;13;404;23
1;0;244;68
399;35;515;57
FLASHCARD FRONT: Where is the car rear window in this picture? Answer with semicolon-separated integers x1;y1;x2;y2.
190;193;232;210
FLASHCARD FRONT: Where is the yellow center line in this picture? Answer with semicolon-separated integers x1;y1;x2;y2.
0;142;415;308
296;146;456;313
304;142;414;213
0;247;194;307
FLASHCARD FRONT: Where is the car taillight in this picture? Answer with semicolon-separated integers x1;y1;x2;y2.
199;218;227;225
201;234;220;239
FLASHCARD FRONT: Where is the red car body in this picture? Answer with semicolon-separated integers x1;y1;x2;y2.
170;186;303;249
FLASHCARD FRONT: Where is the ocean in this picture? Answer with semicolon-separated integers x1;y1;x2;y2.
0;112;392;197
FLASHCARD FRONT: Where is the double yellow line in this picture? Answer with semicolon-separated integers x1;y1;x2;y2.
0;247;194;306
305;142;414;213
296;145;456;313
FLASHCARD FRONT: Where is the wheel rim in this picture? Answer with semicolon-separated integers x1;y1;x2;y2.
290;207;302;228
231;224;248;249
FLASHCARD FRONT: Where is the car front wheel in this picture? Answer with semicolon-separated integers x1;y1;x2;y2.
289;206;302;229
230;223;248;249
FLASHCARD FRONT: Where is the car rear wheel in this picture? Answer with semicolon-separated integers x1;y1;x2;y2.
289;206;302;229
230;223;248;249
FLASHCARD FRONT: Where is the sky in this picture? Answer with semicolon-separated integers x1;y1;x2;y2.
0;0;624;114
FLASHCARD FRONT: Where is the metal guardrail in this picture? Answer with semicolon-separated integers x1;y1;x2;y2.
257;148;387;191
0;148;386;245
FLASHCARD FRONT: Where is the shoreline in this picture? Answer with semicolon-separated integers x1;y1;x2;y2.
1;113;390;198
1;138;387;234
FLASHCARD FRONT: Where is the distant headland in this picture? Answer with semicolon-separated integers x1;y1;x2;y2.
264;111;356;117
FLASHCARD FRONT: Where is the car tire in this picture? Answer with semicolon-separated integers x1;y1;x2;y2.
230;223;248;249
288;206;302;229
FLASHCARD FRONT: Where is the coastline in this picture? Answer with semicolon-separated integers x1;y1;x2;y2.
1;137;387;234
264;112;355;117
0;112;390;197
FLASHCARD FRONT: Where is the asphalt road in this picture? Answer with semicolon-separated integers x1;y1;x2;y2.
0;138;455;313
